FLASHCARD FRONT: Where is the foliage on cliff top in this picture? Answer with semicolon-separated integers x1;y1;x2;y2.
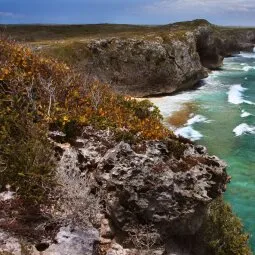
0;19;212;43
0;38;171;205
0;38;170;140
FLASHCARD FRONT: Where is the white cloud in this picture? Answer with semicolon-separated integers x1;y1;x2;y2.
145;0;255;14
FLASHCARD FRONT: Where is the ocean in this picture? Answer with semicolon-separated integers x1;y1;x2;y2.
149;51;255;251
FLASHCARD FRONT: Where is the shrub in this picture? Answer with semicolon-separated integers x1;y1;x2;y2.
202;197;252;255
0;89;55;205
0;39;171;141
0;37;173;206
54;168;102;228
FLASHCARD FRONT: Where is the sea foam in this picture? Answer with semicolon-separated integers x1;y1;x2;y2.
227;84;255;105
242;66;255;72
239;52;255;59
241;110;252;118
175;126;203;141
174;114;210;141
233;123;255;136
187;114;211;125
228;84;247;104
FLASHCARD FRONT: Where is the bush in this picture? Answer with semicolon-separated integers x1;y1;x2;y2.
0;38;172;205
61;81;172;140
0;38;172;141
202;197;252;255
0;91;55;205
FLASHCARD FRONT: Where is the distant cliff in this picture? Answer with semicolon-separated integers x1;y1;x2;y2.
34;20;255;97
86;24;255;96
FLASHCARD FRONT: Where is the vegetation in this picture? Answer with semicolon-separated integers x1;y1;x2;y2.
0;37;171;205
0;24;156;42
202;197;252;255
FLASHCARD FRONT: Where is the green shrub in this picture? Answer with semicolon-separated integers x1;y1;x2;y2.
0;92;55;205
202;197;252;255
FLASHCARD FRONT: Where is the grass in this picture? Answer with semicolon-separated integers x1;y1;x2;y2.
0;24;156;42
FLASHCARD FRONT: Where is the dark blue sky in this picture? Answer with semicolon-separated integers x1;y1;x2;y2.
1;0;255;26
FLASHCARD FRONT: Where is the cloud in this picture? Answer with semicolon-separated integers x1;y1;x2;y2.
145;0;255;14
0;12;16;17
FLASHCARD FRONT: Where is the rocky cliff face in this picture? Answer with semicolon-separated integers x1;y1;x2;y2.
77;23;255;97
0;127;228;255
86;34;207;97
195;26;255;69
56;127;228;254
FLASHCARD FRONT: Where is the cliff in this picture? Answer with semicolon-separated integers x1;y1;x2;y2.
86;24;255;97
25;19;255;97
0;126;229;255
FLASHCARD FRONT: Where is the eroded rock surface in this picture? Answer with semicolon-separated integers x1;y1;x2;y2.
86;34;207;97
43;226;99;255
53;127;228;253
0;127;229;255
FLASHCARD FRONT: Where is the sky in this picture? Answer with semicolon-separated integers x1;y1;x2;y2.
0;0;255;26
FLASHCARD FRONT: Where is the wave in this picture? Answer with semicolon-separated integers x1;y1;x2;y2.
149;93;193;116
233;123;255;136
241;110;252;118
175;126;203;141
227;84;255;105
174;114;210;141
239;52;255;59
227;84;247;104
242;66;255;72
187;114;211;125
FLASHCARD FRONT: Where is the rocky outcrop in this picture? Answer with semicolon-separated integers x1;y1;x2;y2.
195;26;255;69
54;127;228;254
0;126;229;254
86;35;207;97
97;140;227;237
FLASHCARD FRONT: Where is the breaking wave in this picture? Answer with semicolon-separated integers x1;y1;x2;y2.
175;126;203;141
233;123;255;136
227;84;255;105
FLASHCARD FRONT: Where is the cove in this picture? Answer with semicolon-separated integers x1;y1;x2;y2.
149;51;255;252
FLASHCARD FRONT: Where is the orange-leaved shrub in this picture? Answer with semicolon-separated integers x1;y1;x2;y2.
0;38;172;204
0;38;171;141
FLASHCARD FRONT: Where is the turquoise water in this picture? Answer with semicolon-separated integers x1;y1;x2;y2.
149;51;255;252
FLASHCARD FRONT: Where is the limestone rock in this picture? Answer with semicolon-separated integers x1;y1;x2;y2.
94;138;227;237
86;35;207;97
40;226;99;255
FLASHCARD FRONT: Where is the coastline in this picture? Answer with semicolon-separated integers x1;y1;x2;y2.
148;52;255;251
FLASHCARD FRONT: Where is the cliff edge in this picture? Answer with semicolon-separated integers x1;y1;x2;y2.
26;19;255;97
